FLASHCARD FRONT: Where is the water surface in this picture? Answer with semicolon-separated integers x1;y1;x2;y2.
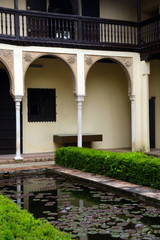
0;174;160;240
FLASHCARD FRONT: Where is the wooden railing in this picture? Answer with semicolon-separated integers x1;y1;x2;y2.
81;18;138;45
141;15;160;45
0;7;16;37
0;7;139;50
0;7;160;53
20;11;79;41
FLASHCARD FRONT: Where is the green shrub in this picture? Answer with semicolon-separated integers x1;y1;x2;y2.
55;147;160;189
0;194;71;240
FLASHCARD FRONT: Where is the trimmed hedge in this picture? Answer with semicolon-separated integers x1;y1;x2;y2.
0;194;71;240
55;147;160;189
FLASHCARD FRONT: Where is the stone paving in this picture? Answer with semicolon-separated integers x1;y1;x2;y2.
147;148;160;157
0;161;54;174
0;148;160;165
0;152;54;164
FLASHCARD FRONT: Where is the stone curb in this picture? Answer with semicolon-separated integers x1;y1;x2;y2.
0;164;160;207
48;166;160;207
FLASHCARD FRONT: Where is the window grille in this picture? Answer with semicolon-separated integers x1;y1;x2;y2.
28;88;56;122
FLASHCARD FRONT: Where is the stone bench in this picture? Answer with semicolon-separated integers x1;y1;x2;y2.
53;134;103;148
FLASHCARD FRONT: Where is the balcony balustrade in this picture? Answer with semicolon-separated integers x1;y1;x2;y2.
0;6;160;56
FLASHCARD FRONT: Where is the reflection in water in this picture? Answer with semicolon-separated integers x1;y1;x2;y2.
0;174;160;240
16;178;22;208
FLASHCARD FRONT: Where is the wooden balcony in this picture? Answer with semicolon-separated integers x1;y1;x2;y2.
0;7;160;59
140;15;160;60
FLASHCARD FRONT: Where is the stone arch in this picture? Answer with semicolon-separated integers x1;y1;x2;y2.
84;55;133;97
83;54;132;150
0;49;14;96
23;51;77;95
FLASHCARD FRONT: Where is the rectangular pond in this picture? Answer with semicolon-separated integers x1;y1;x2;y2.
0;173;160;240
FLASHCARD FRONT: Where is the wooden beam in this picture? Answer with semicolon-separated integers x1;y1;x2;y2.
14;0;18;9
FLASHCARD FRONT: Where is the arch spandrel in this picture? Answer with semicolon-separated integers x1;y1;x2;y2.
23;51;77;94
0;49;14;96
84;55;133;96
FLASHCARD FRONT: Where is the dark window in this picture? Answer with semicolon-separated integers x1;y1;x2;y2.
27;0;47;11
82;0;99;17
149;97;155;148
28;88;56;122
48;0;73;14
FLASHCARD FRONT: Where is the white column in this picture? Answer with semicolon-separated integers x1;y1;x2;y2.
140;61;150;152
14;96;23;160
142;74;150;152
76;96;84;147
129;95;136;151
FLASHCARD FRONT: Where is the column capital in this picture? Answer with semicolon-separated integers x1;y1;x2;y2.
14;95;23;102
75;95;85;102
129;94;135;102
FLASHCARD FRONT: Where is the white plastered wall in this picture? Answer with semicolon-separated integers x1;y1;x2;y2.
149;60;160;148
14;49;23;96
0;43;149;153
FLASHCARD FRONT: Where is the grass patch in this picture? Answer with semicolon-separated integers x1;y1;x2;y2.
0;194;71;240
55;147;160;189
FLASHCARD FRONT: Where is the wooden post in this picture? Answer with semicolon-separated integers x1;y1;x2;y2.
14;0;19;39
137;0;141;45
77;0;82;41
78;0;81;15
14;0;18;9
137;0;141;23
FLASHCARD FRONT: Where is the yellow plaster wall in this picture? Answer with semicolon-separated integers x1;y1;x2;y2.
83;62;131;149
0;0;14;8
100;0;137;21
23;58;77;153
141;0;160;20
149;60;160;148
0;0;26;9
23;58;131;153
0;63;5;69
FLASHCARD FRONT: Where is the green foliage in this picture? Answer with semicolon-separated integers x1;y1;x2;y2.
55;147;160;189
0;195;71;240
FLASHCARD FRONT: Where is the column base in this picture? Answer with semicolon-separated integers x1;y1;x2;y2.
14;155;23;161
